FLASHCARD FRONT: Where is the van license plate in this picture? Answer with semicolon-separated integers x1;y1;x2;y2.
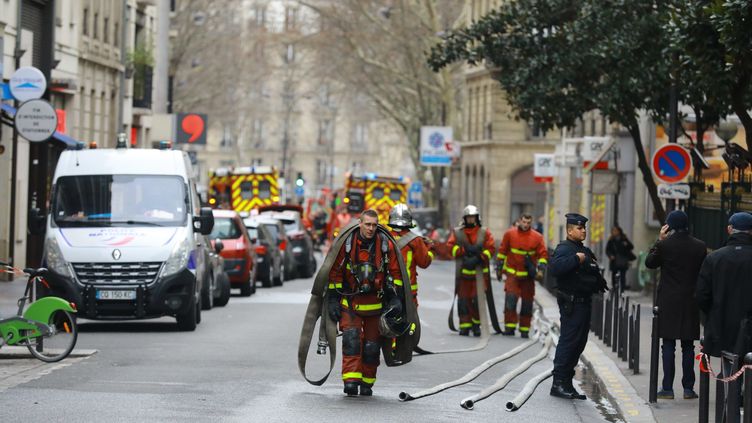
96;290;136;300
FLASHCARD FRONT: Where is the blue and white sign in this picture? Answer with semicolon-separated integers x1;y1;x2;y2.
10;66;46;102
408;182;423;208
295;186;305;197
420;126;454;167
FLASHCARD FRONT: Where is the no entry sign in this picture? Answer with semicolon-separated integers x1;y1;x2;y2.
652;144;691;184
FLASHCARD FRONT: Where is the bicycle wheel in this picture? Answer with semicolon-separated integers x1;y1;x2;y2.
26;310;78;362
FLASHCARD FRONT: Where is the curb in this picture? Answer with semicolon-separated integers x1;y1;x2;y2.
536;287;656;423
0;346;98;359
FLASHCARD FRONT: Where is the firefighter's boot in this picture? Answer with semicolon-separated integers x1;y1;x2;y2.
344;382;359;397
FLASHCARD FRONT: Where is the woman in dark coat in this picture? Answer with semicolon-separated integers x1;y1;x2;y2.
645;210;707;400
606;226;635;291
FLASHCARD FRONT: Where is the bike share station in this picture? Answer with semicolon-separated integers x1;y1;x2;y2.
0;67;91;365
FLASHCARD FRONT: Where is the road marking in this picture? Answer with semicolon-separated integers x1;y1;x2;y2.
0;356;90;392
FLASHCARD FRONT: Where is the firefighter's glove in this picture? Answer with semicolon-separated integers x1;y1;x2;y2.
327;293;341;322
535;264;546;282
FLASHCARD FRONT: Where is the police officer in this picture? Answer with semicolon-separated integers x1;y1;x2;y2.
549;213;607;400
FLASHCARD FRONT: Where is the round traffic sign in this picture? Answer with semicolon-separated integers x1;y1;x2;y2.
652;144;691;184
9;66;46;102
15;99;57;142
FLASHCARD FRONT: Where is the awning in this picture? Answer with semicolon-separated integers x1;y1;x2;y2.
0;103;83;149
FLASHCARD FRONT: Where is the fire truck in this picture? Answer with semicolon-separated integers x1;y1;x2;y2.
326;173;408;241
208;166;280;212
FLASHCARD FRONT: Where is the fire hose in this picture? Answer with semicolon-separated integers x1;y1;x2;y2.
460;335;554;410
505;367;554;411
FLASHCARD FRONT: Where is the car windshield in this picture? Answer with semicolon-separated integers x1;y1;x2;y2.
279;218;297;233
52;175;187;227
210;217;242;240
262;223;280;243
247;227;258;241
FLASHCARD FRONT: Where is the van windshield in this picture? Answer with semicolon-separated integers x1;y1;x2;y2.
52;175;188;227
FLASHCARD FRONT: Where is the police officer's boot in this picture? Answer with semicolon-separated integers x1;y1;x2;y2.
471;324;481;337
344;382;359;397
550;378;576;399
565;380;587;400
359;383;373;396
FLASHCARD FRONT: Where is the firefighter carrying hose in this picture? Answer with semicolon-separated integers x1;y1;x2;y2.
497;213;548;338
388;203;434;306
446;205;495;336
326;209;404;396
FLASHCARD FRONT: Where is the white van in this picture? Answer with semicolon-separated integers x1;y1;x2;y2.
38;146;214;331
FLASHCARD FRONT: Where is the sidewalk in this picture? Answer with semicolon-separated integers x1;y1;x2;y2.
537;285;716;423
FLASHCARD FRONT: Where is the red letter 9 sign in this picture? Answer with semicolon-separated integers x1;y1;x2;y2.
176;113;207;145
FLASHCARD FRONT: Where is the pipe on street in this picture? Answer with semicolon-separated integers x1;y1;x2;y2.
505;367;554;412
460;335;553;410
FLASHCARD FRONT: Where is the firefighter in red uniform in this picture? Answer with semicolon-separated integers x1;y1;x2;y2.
326;209;403;397
496;213;548;338
388;203;434;306
446;205;495;336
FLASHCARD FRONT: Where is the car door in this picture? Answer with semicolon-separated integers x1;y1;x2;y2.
190;181;209;294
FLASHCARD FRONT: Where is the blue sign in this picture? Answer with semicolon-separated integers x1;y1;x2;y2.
295;186;305;197
408;182;423;208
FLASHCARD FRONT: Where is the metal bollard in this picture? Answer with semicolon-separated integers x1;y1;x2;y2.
619;297;630;361
634;304;640;374
628;304;635;369
604;292;612;347
613;294;620;354
649;306;659;403
699;344;709;423
744;353;752;423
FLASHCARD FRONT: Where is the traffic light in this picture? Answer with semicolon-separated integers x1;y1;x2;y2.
295;172;305;187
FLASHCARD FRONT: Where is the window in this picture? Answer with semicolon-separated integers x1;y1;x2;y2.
284;44;295;63
252;4;266;27
529;121;545;139
93;12;99;39
353;123;367;148
389;189;403;202
114;22;119;46
318;120;332;146
316;160;327;185
83;8;89;35
209;218;242;240
104;18;109;43
252;119;264;148
285;6;297;31
319;84;330;106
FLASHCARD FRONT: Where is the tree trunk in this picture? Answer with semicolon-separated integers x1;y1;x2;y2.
627;121;666;223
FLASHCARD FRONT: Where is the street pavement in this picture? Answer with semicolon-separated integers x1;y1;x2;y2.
0;259;622;422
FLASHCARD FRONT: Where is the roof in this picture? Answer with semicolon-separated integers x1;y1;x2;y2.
54;149;190;180
243;216;280;227
259;210;299;221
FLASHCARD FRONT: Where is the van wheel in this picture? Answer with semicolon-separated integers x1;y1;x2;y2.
201;277;214;310
240;280;252;296
261;273;272;288
215;273;231;306
176;296;198;331
274;263;284;286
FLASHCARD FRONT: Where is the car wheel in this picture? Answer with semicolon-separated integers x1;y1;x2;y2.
240;279;253;296
176;296;198;331
305;255;317;278
201;276;214;310
273;262;284;286
250;267;257;294
215;273;231;306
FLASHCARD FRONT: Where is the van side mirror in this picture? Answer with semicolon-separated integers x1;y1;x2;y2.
29;208;46;236
193;207;214;235
250;237;258;244
214;239;224;253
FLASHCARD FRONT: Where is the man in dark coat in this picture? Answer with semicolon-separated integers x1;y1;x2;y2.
645;210;706;400
697;212;752;359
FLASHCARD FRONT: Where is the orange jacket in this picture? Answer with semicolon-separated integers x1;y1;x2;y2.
328;232;401;316
391;229;433;298
497;227;548;278
446;226;495;278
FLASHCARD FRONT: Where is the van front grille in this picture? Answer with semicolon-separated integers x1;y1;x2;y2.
72;262;162;285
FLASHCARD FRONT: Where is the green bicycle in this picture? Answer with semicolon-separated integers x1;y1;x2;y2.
0;262;78;362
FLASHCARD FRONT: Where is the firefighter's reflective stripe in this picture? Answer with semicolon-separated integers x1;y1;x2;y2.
343;372;362;380
510;248;536;255
405;250;413;280
472;318;481;325
393;279;404;287
461;267;490;275
506;323;518;329
411;283;418;292
519;326;530;333
496;252;507;260
328;282;343;289
503;266;528;277
459;322;473;329
427;251;434;260
362;376;376;385
341;298;382;311
482;249;492;260
538;258;548;264
452;245;460;257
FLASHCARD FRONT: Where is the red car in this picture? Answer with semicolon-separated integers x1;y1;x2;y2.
210;210;256;296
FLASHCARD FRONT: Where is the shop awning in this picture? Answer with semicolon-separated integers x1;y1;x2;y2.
0;103;83;149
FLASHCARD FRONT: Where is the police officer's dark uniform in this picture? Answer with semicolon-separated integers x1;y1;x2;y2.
549;213;607;400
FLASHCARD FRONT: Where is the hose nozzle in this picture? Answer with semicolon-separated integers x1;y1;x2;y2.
316;340;328;355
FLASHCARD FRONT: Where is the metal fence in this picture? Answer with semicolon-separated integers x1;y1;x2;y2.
688;182;752;250
590;287;641;374
698;349;752;423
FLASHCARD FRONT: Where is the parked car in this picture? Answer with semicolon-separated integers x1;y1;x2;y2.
210;210;256;296
259;205;317;278
206;238;231;307
244;216;289;287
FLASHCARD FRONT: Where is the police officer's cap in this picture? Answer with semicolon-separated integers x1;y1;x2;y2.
565;213;588;226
